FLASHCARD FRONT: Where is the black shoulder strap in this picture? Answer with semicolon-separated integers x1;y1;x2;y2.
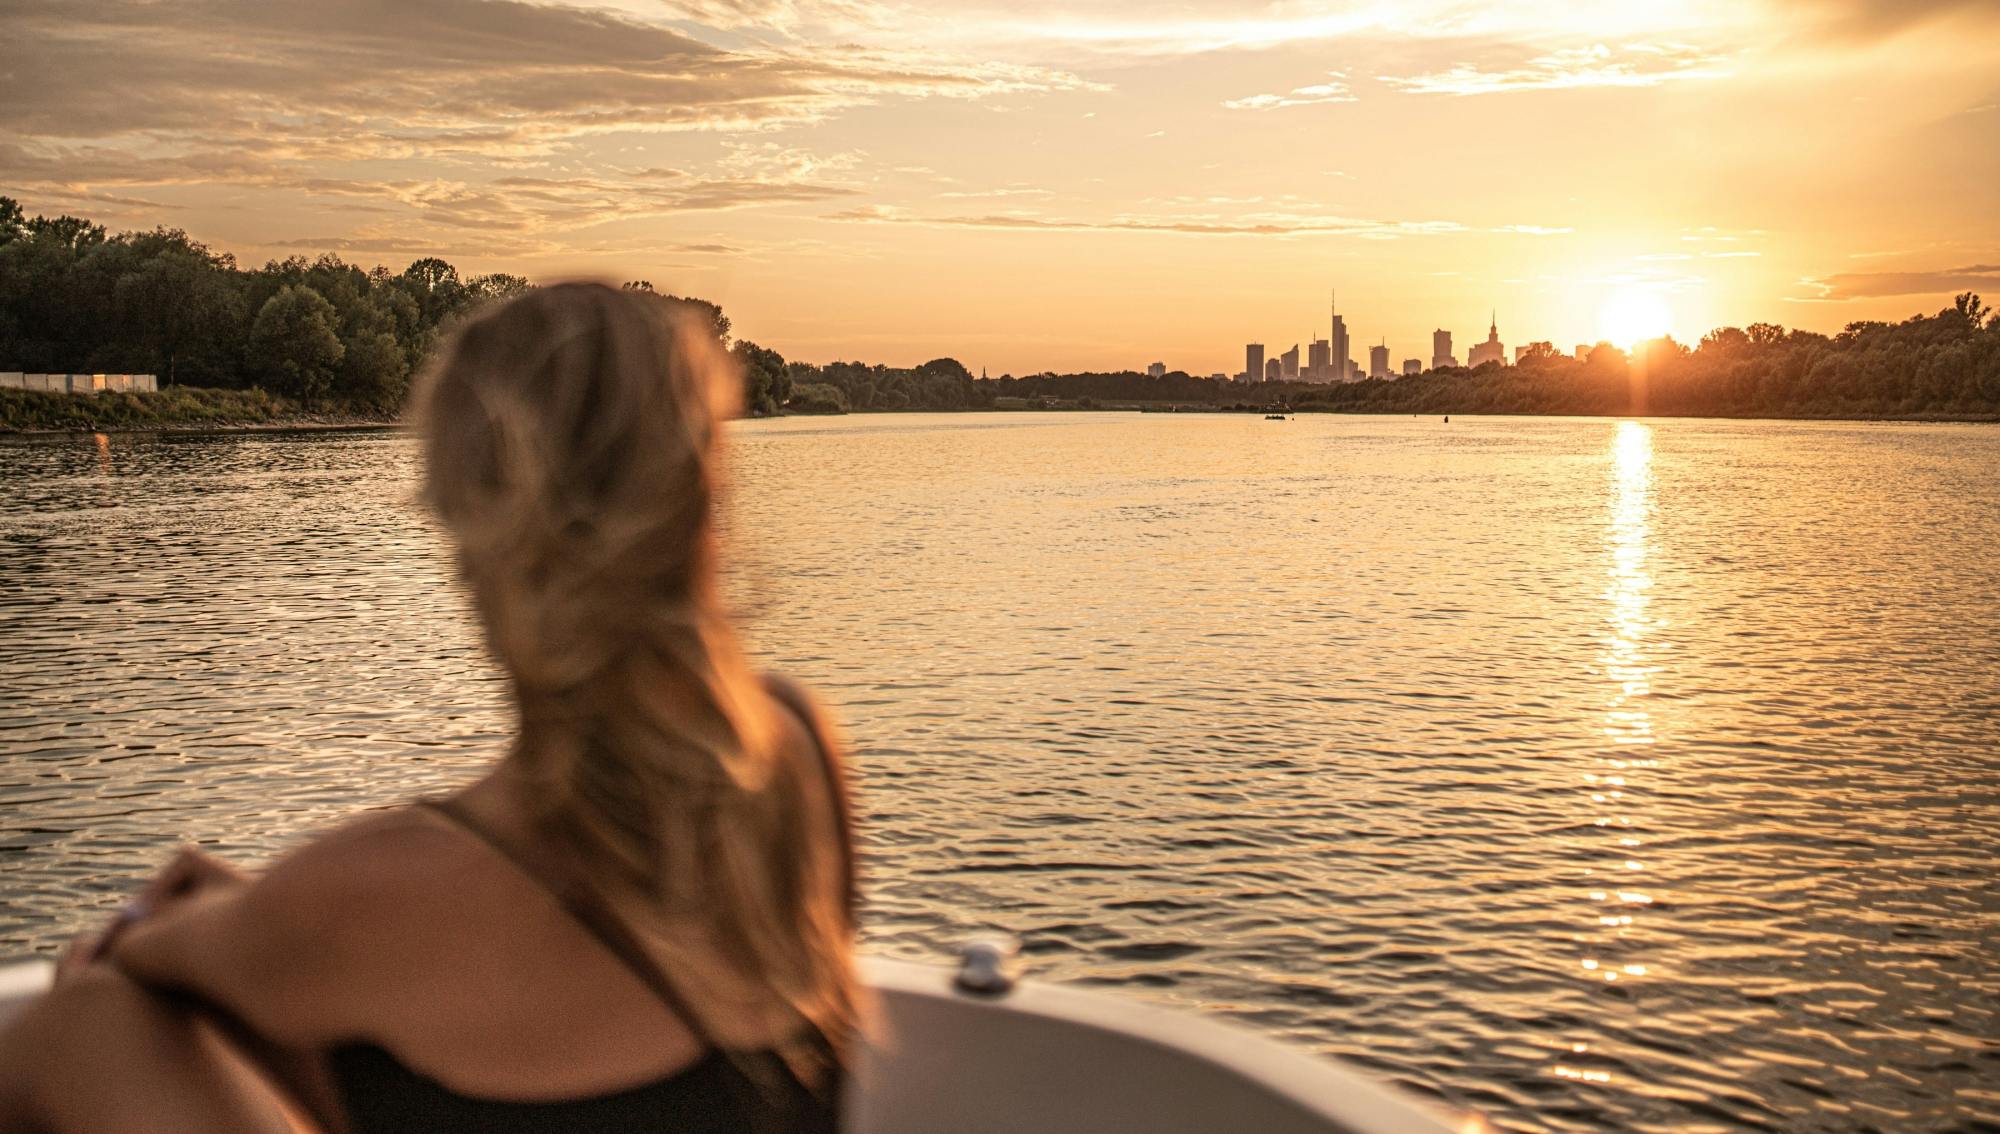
415;797;720;1050
761;675;859;922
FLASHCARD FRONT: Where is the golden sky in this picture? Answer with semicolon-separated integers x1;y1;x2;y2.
4;0;1998;373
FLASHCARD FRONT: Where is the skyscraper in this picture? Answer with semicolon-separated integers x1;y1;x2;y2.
1369;342;1390;379
1280;344;1300;379
1432;329;1455;370
1308;338;1331;382
1329;290;1350;384
1468;312;1506;368
1265;357;1282;382
1402;358;1421;376
1147;361;1166;378
1245;343;1264;383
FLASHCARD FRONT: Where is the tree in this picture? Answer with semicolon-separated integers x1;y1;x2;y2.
0;197;24;246
467;273;532;302
111;229;242;385
787;382;848;414
732;339;789;415
339;330;410;411
400;257;464;324
1953;292;1991;334
249;285;344;404
1699;326;1750;355
664;293;730;345
26;214;107;253
916;357;973;383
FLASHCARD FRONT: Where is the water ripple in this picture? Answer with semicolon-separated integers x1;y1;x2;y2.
1;416;1997;1133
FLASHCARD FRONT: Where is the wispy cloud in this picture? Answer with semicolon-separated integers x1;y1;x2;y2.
0;0;1088;242
1802;263;2000;299
827;206;1568;240
1383;42;1731;96
1223;74;1355;111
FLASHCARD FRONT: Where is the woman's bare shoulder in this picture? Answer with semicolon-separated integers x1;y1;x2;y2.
241;805;499;952
267;806;469;890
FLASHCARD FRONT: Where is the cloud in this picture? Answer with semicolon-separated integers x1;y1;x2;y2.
1223;75;1355;111
1382;42;1731;96
936;187;1055;199
822;207;1574;240
0;0;1089;144
1804;264;2000;299
0;0;1088;247
1773;0;1998;39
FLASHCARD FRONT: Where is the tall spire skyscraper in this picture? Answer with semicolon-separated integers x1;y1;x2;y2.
1468;309;1507;367
1328;288;1351;384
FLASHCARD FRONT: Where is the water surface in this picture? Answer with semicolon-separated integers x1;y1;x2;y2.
2;414;1996;1132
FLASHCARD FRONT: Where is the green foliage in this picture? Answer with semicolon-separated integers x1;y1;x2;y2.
0;197;24;245
250;285;345;405
0;200;556;417
0;385;293;431
733;339;790;415
786;382;850;414
788;357;988;411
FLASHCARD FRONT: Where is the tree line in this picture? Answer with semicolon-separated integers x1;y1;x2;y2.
984;301;2000;419
3;197;1995;422
0;199;785;415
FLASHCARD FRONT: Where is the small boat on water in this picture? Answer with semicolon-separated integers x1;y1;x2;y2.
0;946;1465;1133
1265;413;1289;420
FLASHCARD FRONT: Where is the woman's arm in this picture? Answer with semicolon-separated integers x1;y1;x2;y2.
105;822;413;1047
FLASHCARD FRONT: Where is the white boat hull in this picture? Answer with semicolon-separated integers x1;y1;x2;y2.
0;957;1463;1133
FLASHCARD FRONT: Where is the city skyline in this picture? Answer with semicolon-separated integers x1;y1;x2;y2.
3;0;1995;374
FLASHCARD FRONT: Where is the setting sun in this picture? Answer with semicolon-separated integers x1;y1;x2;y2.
1598;289;1675;348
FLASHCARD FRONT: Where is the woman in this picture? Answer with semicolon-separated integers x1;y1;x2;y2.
0;283;860;1133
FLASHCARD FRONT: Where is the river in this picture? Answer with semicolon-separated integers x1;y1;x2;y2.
1;413;1995;1132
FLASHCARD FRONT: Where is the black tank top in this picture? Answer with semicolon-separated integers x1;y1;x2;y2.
328;679;854;1134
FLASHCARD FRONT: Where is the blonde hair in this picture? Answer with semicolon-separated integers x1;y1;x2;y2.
413;282;855;1074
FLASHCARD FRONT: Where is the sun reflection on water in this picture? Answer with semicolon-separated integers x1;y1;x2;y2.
1563;421;1660;1084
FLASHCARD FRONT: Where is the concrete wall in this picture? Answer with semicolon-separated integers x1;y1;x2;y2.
0;373;158;394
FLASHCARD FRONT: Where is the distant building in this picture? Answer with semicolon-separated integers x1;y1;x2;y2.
1575;345;1590;362
1368;344;1390;380
1402;358;1422;376
1280;344;1300;380
1515;345;1530;364
1468;313;1506;368
1265;357;1282;381
1146;361;1166;378
1432;329;1455;370
1307;338;1331;382
1245;343;1265;383
1344;359;1360;381
1209;373;1227;382
1330;314;1350;383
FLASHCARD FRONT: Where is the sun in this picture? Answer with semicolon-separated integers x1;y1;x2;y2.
1597;288;1673;348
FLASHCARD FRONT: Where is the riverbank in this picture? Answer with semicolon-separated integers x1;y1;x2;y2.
6;386;1994;436
0;387;397;434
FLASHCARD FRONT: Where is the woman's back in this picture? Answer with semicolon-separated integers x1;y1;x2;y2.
307;678;851;1131
0;283;860;1134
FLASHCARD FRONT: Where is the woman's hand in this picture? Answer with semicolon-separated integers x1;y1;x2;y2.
57;846;251;983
